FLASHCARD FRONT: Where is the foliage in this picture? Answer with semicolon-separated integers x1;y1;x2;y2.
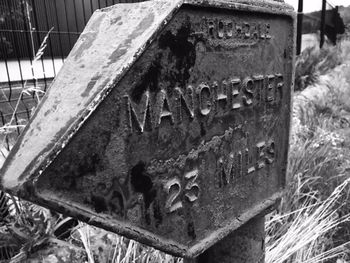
72;224;182;263
0;200;53;263
295;45;342;91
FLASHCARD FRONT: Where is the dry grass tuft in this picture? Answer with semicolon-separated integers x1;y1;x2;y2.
266;179;350;263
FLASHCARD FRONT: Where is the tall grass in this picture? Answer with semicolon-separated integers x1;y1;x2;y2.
295;44;342;91
266;179;350;263
265;39;350;262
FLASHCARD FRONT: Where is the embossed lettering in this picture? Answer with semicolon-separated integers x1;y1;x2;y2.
242;77;254;106
184;169;200;202
244;22;250;38
218;20;225;38
235;23;242;37
266;75;275;102
124;73;285;134
156;89;174;127
265;23;271;39
218;139;276;188
215;80;228;104
251;23;259;39
275;73;284;103
175;86;194;123
231;78;241;109
245;147;256;174
164;168;200;213
165;178;182;213
253;75;264;104
200;18;272;41
266;141;275;164
256;141;266;169
197;83;212;116
124;92;151;133
226;21;233;38
208;19;215;37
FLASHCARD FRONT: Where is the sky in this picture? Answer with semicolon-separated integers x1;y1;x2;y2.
284;0;349;12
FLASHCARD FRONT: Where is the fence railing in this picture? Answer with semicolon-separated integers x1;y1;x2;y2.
0;0;145;154
296;0;345;54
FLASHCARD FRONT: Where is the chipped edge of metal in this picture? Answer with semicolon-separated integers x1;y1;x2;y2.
28;186;284;258
185;0;295;17
186;191;285;258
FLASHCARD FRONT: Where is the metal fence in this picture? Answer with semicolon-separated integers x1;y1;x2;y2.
0;0;144;153
296;0;345;54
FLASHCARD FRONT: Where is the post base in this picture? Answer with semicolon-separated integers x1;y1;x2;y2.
184;216;265;263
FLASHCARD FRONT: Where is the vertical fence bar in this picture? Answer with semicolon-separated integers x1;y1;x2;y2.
72;0;80;34
0;28;14;150
320;0;326;48
82;0;87;26
5;0;25;143
30;0;48;91
20;0;36;84
42;0;57;77
0;112;10;151
53;0;66;63
63;0;72;50
19;0;39;109
296;0;303;55
6;0;25;95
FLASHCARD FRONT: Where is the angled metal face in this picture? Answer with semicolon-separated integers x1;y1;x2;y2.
0;0;295;258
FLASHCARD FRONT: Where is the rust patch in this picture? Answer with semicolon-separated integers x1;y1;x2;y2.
107;48;128;67
82;74;102;98
106;12;155;67
110;16;122;25
73;32;99;60
129;12;155;40
88;12;105;32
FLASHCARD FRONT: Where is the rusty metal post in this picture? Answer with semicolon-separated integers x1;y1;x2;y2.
184;216;265;263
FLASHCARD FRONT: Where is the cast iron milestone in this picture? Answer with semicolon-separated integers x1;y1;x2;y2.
0;0;295;258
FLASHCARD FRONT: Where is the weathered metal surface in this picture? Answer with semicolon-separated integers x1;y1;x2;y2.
184;216;265;263
1;0;183;190
0;0;295;258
